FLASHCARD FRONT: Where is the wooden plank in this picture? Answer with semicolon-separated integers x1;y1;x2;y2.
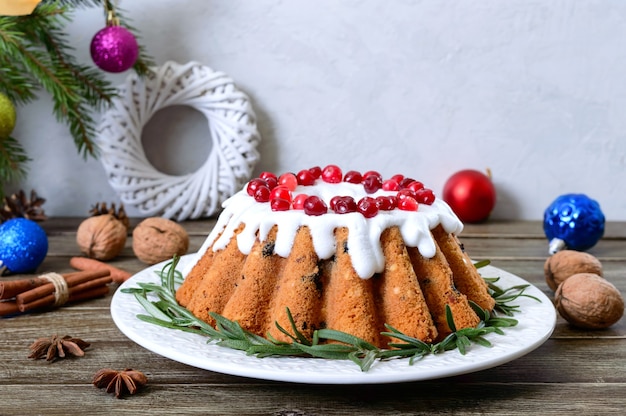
2;336;625;385
38;218;626;264
0;382;624;415
460;237;625;261
463;220;626;239
2;218;625;415
39;217;218;236
39;217;626;239
43;235;207;258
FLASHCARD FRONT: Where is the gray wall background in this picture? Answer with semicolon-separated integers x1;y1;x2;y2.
8;0;626;220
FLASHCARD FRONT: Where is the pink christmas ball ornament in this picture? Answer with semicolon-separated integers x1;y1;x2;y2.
90;26;139;73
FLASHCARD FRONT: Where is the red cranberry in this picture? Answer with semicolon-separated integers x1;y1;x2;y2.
270;185;292;203
333;196;358;214
278;172;298;191
343;170;363;184
397;188;417;200
253;185;271;202
406;181;425;192
271;198;291;211
259;171;277;181
303;195;328;216
362;170;382;181
292;194;308;210
264;176;278;190
308;166;322;179
363;174;383;194
415;188;435;205
246;178;267;196
398;196;418;211
296;169;316;186
399;177;416;189
358;196;379;218
390;174;404;183
321;165;343;183
376;195;397;211
329;195;342;211
382;179;400;191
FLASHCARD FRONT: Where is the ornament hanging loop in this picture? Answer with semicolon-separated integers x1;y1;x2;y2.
106;10;120;27
548;238;567;255
104;1;120;26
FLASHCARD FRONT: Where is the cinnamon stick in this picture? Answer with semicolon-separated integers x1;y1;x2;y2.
0;277;47;300
0;271;95;300
15;269;110;305
0;301;20;317
65;275;112;296
17;285;110;313
68;285;110;302
69;256;133;283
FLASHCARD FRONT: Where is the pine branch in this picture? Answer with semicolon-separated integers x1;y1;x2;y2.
4;6;105;156
2;12;98;157
25;5;117;107
0;0;154;194
0;21;38;104
0;136;30;184
0;60;37;104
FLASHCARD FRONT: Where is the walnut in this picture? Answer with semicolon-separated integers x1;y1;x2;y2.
132;217;189;265
544;250;603;291
554;273;624;329
76;214;127;260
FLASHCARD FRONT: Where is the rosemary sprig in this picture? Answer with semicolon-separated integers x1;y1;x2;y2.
121;256;534;372
483;277;542;316
474;259;542;316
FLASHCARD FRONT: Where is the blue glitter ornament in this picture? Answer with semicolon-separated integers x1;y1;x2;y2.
543;193;605;254
0;218;48;274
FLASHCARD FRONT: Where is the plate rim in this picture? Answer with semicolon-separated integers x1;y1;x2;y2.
111;255;556;384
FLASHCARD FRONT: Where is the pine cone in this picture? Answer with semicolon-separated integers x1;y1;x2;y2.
89;202;129;230
0;190;47;222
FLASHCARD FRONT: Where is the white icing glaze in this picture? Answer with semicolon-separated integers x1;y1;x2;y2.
192;180;464;279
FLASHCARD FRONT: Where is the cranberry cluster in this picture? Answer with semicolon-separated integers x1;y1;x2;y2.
245;165;435;217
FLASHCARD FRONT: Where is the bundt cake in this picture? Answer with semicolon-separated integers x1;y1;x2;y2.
176;165;495;348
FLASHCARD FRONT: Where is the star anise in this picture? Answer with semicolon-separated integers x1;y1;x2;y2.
28;334;90;362
93;368;148;398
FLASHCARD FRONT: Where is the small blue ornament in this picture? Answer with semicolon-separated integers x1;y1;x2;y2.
543;193;605;254
0;218;49;274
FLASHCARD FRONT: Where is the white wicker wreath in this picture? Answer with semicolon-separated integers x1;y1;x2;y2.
96;61;261;221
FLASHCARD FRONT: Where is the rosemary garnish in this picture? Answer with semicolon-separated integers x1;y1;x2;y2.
121;256;536;371
475;259;542;316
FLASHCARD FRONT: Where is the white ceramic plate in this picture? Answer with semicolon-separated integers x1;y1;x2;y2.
111;256;556;384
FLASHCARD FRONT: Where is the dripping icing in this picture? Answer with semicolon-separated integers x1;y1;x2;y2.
193;180;464;279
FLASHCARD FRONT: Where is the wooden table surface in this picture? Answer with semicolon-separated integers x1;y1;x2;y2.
2;218;625;415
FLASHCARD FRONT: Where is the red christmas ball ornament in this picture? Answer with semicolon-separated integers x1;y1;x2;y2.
442;169;496;223
90;25;139;73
